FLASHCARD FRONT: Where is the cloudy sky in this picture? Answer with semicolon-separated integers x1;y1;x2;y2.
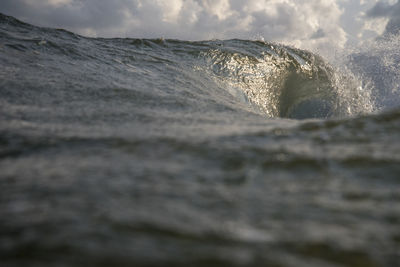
1;0;399;52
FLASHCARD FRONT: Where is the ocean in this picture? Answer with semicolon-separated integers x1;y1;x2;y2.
0;13;399;267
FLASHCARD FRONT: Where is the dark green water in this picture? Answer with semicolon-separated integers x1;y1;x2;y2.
1;13;399;267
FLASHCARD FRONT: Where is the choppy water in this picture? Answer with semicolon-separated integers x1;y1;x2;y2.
1;13;400;267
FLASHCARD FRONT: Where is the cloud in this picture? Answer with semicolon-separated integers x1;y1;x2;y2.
366;1;393;17
365;0;400;35
1;0;391;52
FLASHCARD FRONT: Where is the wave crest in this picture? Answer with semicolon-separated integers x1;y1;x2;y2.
201;40;373;119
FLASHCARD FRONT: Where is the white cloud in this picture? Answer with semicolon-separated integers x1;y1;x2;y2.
202;0;233;20
361;17;390;37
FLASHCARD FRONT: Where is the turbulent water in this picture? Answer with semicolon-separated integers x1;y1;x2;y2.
1;13;400;267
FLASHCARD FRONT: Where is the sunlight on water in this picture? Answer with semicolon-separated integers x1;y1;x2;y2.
200;40;376;119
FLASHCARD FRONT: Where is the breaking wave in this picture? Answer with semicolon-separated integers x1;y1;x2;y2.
0;13;384;121
200;40;374;119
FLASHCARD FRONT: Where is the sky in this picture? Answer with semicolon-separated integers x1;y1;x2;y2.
1;0;399;52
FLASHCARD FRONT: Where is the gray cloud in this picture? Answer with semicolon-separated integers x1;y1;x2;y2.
0;0;137;35
311;29;326;39
366;1;393;18
366;0;400;35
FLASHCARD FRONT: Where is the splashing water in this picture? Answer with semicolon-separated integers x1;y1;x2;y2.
347;34;400;111
200;40;375;119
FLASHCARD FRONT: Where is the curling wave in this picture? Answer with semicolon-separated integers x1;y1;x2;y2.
0;13;375;121
200;40;374;119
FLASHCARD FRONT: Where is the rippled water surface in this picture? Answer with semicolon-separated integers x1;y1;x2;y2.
1;13;400;267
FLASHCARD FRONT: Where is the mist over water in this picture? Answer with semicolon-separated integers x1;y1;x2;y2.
1;13;400;267
347;34;400;111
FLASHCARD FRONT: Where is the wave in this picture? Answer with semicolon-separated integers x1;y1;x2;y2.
1;13;397;120
199;40;374;119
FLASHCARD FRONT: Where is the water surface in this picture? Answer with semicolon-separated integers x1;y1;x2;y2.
1;13;399;267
